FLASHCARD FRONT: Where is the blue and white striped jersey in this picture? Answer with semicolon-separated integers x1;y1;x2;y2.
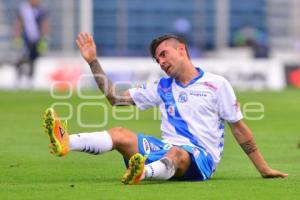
129;68;243;168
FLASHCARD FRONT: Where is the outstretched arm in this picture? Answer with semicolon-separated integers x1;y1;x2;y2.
76;32;134;106
229;120;288;178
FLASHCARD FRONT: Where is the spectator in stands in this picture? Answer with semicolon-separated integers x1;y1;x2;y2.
234;25;269;58
13;0;49;89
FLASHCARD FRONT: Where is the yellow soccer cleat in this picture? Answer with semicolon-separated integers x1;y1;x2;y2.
43;108;69;157
121;153;146;185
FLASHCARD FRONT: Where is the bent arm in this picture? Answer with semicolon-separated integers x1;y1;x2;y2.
229;120;288;178
76;32;134;106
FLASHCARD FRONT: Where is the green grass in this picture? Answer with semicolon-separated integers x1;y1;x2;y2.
0;88;299;199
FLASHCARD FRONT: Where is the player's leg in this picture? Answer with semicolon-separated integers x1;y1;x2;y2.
15;57;27;80
143;146;191;180
122;144;214;184
121;146;190;185
107;127;139;159
121;134;191;184
68;127;138;159
28;43;39;81
28;59;35;80
145;146;215;181
14;54;30;89
140;146;214;182
43;108;138;158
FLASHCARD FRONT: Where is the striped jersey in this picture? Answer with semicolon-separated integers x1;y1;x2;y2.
129;68;243;168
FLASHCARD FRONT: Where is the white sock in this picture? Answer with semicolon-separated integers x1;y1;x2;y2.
69;131;113;155
142;157;176;180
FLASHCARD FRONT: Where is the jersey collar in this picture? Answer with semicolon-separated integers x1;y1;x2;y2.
175;67;204;88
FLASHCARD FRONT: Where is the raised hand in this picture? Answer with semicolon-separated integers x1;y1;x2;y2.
76;32;97;64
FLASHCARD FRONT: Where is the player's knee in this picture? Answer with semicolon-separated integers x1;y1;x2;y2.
108;127;135;147
108;127;126;135
167;147;191;174
108;127;127;141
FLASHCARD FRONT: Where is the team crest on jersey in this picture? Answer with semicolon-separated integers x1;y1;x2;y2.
167;105;175;116
178;91;188;103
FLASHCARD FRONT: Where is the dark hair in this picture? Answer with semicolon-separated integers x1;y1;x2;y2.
149;34;189;60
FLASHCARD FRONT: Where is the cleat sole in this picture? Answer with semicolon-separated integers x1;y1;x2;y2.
43;108;64;156
121;153;146;185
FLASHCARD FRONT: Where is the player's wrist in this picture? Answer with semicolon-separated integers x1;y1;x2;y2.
258;166;272;177
88;58;98;65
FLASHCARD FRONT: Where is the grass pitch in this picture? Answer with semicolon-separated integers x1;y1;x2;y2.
0;88;299;200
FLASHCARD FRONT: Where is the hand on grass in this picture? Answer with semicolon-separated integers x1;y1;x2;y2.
261;168;288;179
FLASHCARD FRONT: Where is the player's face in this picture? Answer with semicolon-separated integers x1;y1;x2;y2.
155;40;184;78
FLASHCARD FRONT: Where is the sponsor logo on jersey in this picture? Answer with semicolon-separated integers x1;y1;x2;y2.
189;90;208;97
142;138;151;154
178;91;188;103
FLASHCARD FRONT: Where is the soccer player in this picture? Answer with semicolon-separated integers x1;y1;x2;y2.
13;0;49;88
43;32;288;184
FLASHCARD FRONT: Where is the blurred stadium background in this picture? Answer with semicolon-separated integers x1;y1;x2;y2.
0;0;300;90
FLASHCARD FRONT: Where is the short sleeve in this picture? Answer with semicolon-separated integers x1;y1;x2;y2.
129;81;161;110
217;79;243;123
